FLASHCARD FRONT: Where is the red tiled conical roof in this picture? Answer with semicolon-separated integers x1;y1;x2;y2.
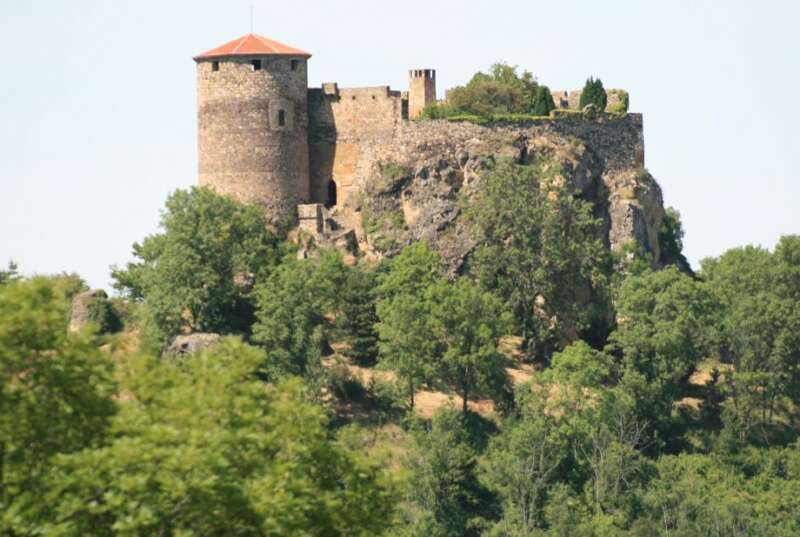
193;33;311;60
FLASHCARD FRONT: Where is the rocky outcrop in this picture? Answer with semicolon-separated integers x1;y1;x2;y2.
340;115;666;273
69;289;110;333
166;333;222;356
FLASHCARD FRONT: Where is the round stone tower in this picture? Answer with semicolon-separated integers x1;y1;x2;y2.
194;33;311;224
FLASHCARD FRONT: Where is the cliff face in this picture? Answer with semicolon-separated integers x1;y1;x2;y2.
339;115;666;273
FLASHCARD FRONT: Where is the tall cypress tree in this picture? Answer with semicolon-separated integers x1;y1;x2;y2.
337;266;379;365
579;77;607;111
531;85;556;116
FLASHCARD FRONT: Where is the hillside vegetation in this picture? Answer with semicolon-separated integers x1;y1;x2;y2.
3;68;800;536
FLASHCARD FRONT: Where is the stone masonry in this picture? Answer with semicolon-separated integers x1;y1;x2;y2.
194;33;656;263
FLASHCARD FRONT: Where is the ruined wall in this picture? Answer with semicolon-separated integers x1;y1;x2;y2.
308;85;405;209
550;88;627;111
197;55;310;224
397;115;644;174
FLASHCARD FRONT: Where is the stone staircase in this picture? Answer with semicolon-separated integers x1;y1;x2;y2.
297;204;358;258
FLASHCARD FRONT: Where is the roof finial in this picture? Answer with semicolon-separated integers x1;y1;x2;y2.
250;5;254;34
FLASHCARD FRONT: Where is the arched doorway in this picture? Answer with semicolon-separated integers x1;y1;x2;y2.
326;179;337;208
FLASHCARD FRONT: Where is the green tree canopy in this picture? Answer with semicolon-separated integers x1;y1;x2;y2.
579;77;607;111
401;410;496;537
530;85;556;116
337;265;380;365
0;261;19;286
447;63;539;117
377;292;438;410
700;239;800;445
112;187;284;346
39;339;396;536
426;278;511;413
252;250;348;379
469;157;610;359
608;266;716;438
376;241;443;303
0;278;117;532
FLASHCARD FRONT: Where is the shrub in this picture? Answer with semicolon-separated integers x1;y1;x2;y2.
607;89;629;114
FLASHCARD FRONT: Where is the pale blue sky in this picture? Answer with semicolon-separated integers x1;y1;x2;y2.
1;0;798;289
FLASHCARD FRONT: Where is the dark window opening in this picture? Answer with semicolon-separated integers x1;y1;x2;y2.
278;109;286;127
326;180;337;208
251;59;261;71
212;61;219;71
291;59;299;71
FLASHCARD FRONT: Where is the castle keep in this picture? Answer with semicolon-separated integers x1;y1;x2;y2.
195;33;437;224
194;34;651;260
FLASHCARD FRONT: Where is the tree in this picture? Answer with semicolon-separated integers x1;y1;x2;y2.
39;339;397;536
658;206;692;272
547;340;617;389
608;267;716;436
0;261;19;285
252;251;348;379
530;85;555;116
446;63;539;117
402;410;496;537
701;240;800;444
579;77;607;111
0;278;117;532
481;386;569;535
375;242;443;410
337;266;380;365
638;449;800;536
377;292;437;410
427;278;510;414
112;187;283;346
376;240;443;304
469;157;610;359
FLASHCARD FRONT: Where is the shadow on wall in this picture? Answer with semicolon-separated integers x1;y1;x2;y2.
309;90;337;206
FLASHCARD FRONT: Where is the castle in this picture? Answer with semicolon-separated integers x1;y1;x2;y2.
195;33;440;226
194;34;632;228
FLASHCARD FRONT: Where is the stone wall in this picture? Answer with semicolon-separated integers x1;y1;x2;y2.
550;88;627;112
308;85;405;209
197;55;310;224
396;114;644;171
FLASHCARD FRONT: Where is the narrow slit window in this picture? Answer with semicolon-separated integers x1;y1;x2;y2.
212;61;219;72
278;109;286;127
290;59;299;71
251;59;261;71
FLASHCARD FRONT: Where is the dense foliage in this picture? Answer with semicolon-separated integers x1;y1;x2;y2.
469;157;611;359
112;187;284;348
4;172;800;535
422;63;558;120
579;77;607;111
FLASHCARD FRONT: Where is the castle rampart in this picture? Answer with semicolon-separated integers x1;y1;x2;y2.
194;33;641;233
308;85;406;209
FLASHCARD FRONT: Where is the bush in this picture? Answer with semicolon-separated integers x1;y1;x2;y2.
607;89;629;114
